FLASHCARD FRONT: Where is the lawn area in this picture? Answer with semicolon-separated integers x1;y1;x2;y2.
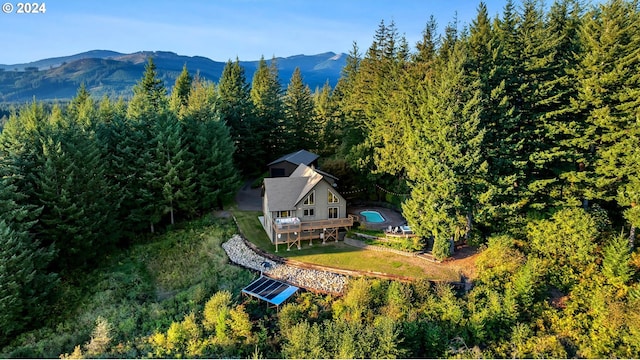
230;209;462;282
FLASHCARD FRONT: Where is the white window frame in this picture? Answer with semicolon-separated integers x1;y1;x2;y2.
328;189;339;204
277;210;291;218
328;207;339;219
303;208;315;217
303;191;315;205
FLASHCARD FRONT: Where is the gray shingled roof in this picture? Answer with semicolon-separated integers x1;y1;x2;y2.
267;149;319;167
264;164;324;212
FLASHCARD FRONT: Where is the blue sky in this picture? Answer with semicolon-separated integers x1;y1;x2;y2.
3;0;523;64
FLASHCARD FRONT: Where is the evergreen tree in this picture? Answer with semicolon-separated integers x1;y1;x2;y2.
467;2;493;86
183;78;240;211
0;174;56;345
333;42;367;168
283;67;316;153
528;0;585;212
564;0;640;210
66;83;96;128
338;21;412;201
618;172;640;247
153;112;196;225
127;57;168;121
367;22;413;177
480;0;529;228
0;101;49;202
217;59;255;175
602;234;633;289
413;15;439;65
312;81;341;156
466;3;510;230
169;64;193;118
35;121;120;268
250;56;283;169
514;0;551;210
125;58;172;232
132;119;165;233
350;20;401;175
94;99;141;239
403;41;488;259
97;95;127;125
95;111;152;236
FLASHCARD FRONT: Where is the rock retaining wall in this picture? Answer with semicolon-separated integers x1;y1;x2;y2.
222;234;348;294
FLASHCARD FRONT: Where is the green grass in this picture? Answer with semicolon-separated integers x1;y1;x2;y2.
1;215;254;359
231;209;459;281
230;210;272;248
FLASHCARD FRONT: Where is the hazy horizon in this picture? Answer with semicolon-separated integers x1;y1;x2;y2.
4;0;525;64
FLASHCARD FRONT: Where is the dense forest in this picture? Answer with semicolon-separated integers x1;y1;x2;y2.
1;0;640;357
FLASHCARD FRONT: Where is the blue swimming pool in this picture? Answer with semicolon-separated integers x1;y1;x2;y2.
360;210;385;223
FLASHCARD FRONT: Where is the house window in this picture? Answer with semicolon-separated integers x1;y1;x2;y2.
277;210;291;218
303;191;315;205
328;189;339;204
303;208;315;217
328;207;339;219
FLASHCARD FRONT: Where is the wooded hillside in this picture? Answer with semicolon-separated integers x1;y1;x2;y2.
1;0;639;357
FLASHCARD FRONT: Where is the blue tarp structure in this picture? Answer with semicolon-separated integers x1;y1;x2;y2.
242;275;299;307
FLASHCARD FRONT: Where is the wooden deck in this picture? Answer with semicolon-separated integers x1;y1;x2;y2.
272;215;355;251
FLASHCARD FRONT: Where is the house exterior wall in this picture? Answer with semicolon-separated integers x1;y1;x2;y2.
269;161;299;177
262;179;348;243
293;180;346;221
263;191;273;240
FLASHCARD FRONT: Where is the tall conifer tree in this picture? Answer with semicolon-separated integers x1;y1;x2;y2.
153;112;196;224
127;57;168;121
126;58;171;232
527;0;584;212
403;42;488;259
169;64;193;118
250;56;283;169
283;67;316;153
566;0;640;213
0;171;56;344
183;78;240;211
35;121;120;268
333;42;366;167
218;59;255;174
312;81;341;156
66;83;96;129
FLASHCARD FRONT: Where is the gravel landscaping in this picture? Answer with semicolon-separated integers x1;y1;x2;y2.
222;234;348;294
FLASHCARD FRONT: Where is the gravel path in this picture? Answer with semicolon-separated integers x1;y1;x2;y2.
222;234;348;294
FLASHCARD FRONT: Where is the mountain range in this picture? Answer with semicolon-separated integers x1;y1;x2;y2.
0;50;347;103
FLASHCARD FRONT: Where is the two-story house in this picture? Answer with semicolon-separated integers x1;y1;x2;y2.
262;163;354;251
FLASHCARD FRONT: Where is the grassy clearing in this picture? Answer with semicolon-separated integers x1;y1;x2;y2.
231;210;272;249
1;215;254;359
231;209;461;281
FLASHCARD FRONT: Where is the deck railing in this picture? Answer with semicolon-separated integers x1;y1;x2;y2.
273;215;355;234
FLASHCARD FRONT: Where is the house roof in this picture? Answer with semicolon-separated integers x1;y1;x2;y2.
264;164;324;212
267;149;319;167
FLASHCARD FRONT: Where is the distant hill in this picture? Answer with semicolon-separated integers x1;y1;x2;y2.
0;51;346;103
